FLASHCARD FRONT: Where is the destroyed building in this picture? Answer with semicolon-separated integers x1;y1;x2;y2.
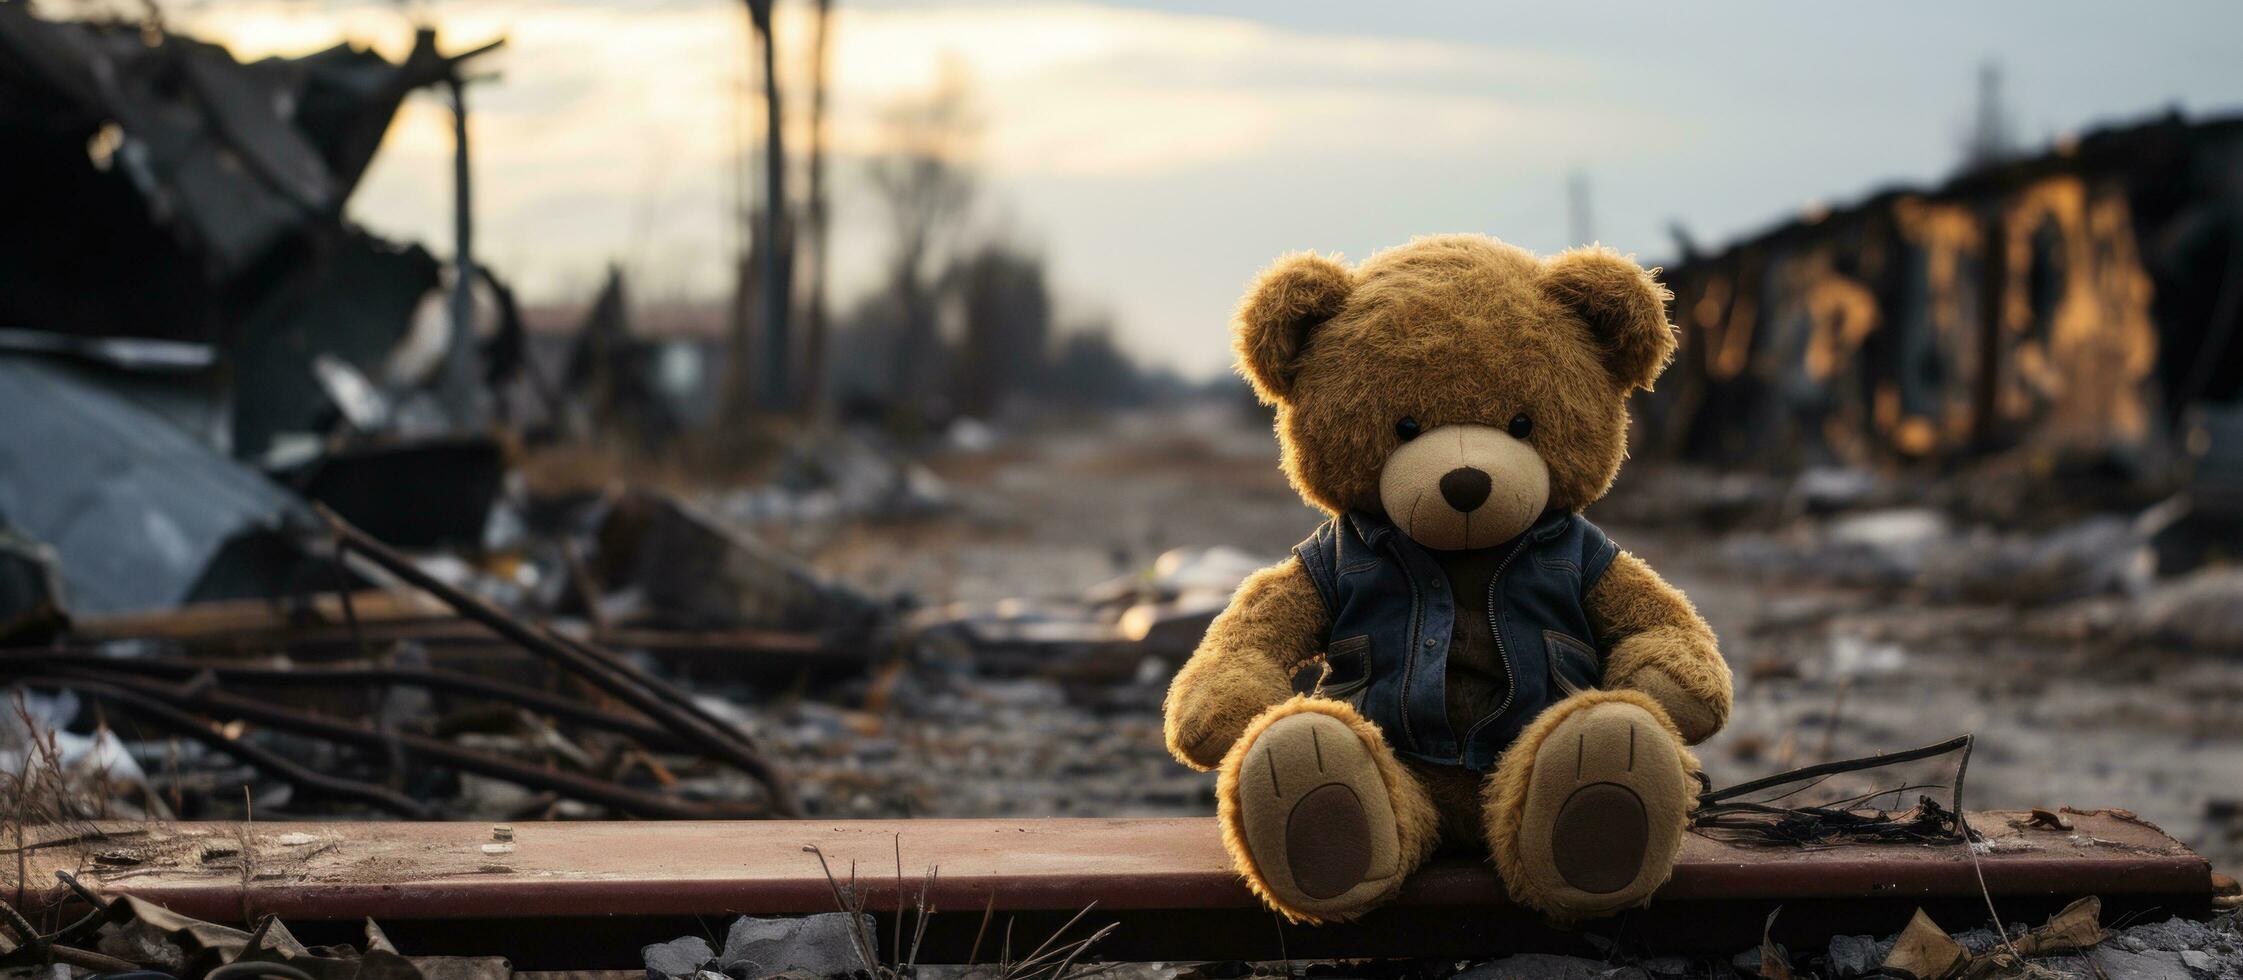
0;9;510;619
1641;111;2243;503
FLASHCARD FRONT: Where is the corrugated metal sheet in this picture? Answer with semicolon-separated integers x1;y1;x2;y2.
0;354;308;613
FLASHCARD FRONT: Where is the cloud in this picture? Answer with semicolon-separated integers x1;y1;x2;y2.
165;0;1670;370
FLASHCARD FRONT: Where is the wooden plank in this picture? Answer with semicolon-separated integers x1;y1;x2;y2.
11;809;2207;915
8;812;2211;965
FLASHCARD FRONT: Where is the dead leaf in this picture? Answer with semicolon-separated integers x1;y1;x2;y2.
2012;895;2103;956
1759;906;1793;980
1882;908;1968;980
2025;808;2072;831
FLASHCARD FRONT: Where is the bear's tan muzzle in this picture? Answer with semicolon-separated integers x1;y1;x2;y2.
1378;423;1549;551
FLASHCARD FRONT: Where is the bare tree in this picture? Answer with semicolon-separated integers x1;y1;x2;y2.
724;0;793;419
867;60;978;409
947;242;1051;417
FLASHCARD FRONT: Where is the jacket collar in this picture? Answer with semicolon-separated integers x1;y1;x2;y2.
1346;507;1573;554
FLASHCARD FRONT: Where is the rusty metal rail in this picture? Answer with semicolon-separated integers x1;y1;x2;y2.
7;811;2215;967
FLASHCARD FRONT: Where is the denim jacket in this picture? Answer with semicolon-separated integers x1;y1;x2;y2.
1294;510;1620;772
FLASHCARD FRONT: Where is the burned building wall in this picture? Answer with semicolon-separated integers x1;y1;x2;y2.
0;9;470;460
1644;113;2243;477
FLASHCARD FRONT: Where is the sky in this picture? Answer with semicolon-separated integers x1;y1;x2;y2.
157;0;2243;378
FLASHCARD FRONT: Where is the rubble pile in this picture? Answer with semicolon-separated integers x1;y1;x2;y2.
624;904;2243;979
1441;902;2243;980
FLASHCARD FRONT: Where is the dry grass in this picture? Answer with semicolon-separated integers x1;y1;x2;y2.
3;694;111;911
806;836;1117;980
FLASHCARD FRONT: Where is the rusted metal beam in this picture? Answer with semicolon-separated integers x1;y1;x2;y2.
10;812;2214;966
315;505;804;816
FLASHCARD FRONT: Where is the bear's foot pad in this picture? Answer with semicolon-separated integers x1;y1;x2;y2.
1233;709;1402;920
1512;699;1689;917
1551;782;1648;894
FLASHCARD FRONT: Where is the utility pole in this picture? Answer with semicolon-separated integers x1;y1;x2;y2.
1567;167;1593;246
436;71;486;428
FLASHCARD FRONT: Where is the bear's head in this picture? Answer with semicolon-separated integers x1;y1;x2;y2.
1234;235;1675;551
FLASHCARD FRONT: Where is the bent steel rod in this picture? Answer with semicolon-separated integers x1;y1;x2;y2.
44;670;761;820
0;652;688;752
314;505;804;816
16;677;432;819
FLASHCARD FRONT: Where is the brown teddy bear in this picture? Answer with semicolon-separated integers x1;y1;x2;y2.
1163;235;1733;924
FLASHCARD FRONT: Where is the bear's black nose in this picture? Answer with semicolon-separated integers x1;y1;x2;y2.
1439;467;1491;512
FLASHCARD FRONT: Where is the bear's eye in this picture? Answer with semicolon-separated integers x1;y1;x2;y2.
1508;413;1533;439
1394;417;1422;441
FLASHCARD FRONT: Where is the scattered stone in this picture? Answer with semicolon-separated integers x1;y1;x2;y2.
1453;953;1646;980
1949;924;2023;955
1635;955;1692;977
1728;948;1762;974
718;912;875;979
641;935;716;979
1824;934;1886;977
2089;946;2192;979
2110;915;2220;953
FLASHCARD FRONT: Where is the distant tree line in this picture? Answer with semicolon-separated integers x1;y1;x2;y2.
822;60;1180;428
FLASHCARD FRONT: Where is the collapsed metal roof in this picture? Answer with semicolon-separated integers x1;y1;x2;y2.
0;8;497;458
0;7;454;282
0;353;311;614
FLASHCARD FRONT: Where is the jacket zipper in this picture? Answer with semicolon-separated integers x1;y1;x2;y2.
1459;532;1531;757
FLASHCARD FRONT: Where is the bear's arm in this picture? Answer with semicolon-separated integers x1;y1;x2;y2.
1585;551;1733;745
1162;556;1331;771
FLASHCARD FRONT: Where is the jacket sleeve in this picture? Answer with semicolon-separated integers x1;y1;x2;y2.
1584;550;1732;745
1161;556;1332;770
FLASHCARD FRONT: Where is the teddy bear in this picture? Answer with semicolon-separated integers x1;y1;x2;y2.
1162;234;1733;925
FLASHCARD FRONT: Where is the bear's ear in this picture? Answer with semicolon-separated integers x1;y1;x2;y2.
1232;252;1354;405
1538;246;1677;392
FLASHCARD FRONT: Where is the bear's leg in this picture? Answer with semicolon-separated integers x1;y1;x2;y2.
1218;695;1439;924
1480;689;1698;919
